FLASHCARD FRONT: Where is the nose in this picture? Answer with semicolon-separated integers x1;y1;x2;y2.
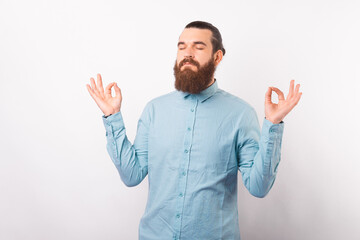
184;46;194;58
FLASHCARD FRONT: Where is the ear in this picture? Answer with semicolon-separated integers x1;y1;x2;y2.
213;49;223;67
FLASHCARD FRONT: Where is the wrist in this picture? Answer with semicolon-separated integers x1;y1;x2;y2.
265;116;281;124
104;110;120;118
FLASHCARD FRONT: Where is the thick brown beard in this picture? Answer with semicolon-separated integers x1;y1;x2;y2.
173;57;216;94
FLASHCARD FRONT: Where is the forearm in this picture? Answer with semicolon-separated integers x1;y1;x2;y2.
242;118;284;198
103;111;148;187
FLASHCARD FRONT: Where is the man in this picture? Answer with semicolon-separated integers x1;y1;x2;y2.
86;21;302;240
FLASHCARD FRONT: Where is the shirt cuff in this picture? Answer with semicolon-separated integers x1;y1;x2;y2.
261;117;285;140
102;111;125;136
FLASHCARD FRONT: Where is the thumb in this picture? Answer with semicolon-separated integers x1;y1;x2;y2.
114;83;122;99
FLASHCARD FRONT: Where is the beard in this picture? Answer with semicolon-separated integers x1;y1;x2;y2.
173;57;216;94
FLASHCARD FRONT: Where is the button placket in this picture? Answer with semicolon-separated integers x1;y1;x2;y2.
174;98;198;234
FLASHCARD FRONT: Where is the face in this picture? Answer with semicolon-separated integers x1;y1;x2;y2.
174;28;222;94
176;28;214;71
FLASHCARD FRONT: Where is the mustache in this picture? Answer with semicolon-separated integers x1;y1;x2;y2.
179;58;200;68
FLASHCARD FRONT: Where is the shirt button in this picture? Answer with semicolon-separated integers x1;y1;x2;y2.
179;193;183;197
191;109;194;112
187;127;191;131
184;149;188;153
176;213;181;218
182;171;186;176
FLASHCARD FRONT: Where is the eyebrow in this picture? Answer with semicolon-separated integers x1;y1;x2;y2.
177;41;207;47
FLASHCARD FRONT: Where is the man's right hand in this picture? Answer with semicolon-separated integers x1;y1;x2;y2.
86;73;122;116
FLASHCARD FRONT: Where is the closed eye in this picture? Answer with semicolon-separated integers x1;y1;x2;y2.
178;42;186;50
194;41;207;50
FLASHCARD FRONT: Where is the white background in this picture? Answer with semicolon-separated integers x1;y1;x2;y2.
0;0;359;239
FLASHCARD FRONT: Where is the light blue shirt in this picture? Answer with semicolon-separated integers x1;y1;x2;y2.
102;79;284;240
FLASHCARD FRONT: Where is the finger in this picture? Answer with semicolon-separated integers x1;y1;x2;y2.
271;87;285;101
289;83;301;103
105;82;116;99
86;84;102;102
90;78;100;97
295;92;302;104
265;87;272;103
97;73;105;99
287;80;295;99
90;77;96;89
295;83;300;94
114;83;122;99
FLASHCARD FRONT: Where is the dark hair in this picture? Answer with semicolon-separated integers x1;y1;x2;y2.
185;21;226;56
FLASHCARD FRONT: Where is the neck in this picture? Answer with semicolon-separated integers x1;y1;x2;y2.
207;78;215;87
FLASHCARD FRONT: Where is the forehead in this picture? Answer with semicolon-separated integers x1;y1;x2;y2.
178;28;212;45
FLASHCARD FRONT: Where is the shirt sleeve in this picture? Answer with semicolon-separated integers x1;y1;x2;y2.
102;102;152;187
236;107;284;198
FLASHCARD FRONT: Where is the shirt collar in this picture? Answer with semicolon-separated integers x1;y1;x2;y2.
178;79;218;103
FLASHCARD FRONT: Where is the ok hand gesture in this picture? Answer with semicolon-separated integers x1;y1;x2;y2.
265;80;302;124
86;73;122;116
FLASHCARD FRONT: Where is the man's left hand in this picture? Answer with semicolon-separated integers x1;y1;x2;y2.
265;80;302;124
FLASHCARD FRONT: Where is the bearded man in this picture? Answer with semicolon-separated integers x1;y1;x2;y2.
87;21;302;240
